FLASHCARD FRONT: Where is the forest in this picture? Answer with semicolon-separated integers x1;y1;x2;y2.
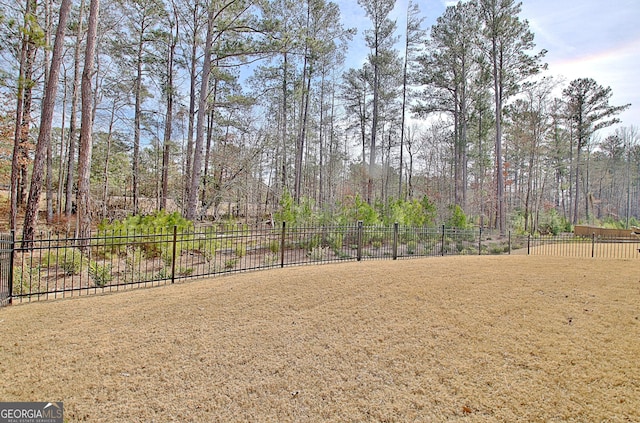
0;0;637;242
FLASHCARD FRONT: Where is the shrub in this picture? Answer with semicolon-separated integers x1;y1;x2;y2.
98;210;193;234
328;233;343;250
274;188;318;226
446;205;468;229
298;234;321;250
88;261;113;287
235;244;247;258
263;253;279;266
335;195;381;225
43;247;86;275
489;246;501;254
384;196;436;227
12;264;44;295
198;234;219;262
309;246;329;261
153;268;171;281
125;247;144;271
269;239;280;254
537;208;565;235
179;267;194;276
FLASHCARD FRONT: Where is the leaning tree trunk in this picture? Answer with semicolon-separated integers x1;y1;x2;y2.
22;0;73;246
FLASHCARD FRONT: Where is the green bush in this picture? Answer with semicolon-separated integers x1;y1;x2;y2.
97;210;195;262
235;244;247;258
309;246;329;261
489;245;504;255
538;208;567;235
12;264;44;295
335;195;381;226
274;188;318;227
446;205;468;229
269;239;281;253
43;247;86;275
198;233;219;262
263;253;279;266
328;233;343;250
298;234;322;251
88;261;113;287
125;247;144;270
98;210;193;234
384;196;436;227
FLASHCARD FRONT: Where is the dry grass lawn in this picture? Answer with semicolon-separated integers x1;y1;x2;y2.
1;255;639;422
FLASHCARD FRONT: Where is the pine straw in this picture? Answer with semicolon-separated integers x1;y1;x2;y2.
1;256;639;422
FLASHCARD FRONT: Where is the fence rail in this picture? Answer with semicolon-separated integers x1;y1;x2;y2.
1;224;638;306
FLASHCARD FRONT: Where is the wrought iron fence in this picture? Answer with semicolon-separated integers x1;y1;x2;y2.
1;224;637;306
0;232;13;306
526;233;640;258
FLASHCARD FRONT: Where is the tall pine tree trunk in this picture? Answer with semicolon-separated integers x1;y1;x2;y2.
77;0;100;245
65;0;86;216
22;0;73;246
9;0;33;231
186;3;215;220
161;3;178;211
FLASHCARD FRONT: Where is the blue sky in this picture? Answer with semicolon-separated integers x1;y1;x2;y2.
339;0;640;133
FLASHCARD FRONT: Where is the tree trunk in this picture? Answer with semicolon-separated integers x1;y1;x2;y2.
65;0;86;216
76;0;99;246
186;3;215;220
102;103;116;220
22;0;73;246
9;0;33;231
184;3;200;212
17;26;38;209
161;3;178;211
492;41;505;235
44;0;54;223
132;27;144;216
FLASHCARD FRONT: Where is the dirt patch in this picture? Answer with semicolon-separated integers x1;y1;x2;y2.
1;256;639;422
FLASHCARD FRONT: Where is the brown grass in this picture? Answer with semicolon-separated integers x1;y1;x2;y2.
1;256;639;422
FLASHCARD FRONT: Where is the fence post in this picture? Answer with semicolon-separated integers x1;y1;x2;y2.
357;221;363;261
527;234;531;255
478;227;482;255
591;233;595;258
393;222;398;260
280;221;286;268
508;230;511;255
441;225;445;256
171;226;178;284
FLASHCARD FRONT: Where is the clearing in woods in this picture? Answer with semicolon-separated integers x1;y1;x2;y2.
0;255;638;422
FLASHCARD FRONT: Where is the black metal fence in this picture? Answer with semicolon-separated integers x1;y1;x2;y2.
526;233;640;258
1;223;638;305
0;232;13;306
